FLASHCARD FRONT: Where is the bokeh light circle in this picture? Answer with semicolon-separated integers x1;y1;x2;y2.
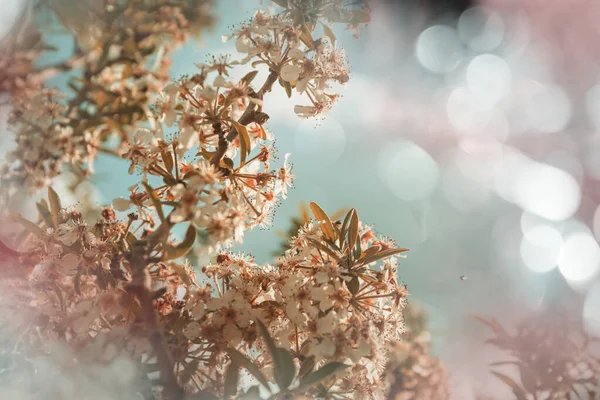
415;25;463;74
457;7;505;52
558;232;600;282
514;163;580;221
519;225;563;273
378;140;439;201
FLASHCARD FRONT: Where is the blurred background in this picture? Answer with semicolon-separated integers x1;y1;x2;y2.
4;0;600;397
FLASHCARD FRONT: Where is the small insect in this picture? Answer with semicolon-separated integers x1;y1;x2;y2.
460;275;467;281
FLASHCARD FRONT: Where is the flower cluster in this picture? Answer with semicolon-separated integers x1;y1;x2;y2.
225;10;351;118
1;194;409;399
1;0;215;191
478;309;600;400
0;1;411;399
385;304;451;400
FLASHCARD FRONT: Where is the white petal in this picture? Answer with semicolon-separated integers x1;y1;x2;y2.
134;128;153;144
213;75;228;87
112;197;131;211
280;64;302;82
235;36;250;53
163;83;179;98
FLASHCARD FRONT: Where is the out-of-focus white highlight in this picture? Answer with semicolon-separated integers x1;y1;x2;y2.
378;141;439;201
524;84;572;133
558;232;600;282
0;0;24;42
446;87;491;133
294;118;346;165
466;54;511;108
415;25;463;74
519;225;563;273
514;162;580;221
457;7;505;52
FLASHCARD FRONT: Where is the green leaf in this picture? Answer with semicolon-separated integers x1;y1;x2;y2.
165;225;196;260
299;362;348;390
13;215;45;239
142;182;165;223
283;81;292;98
348;209;359;251
299;24;314;49
491;371;529;398
224;358;240;399
298;356;315;379
306;238;342;263
358;247;410;266
346;276;360;295
256;319;278;358
36;202;55;228
161;149;174;174
222;157;235;170
255;320;294;389
339;210;353;250
170;262;192;285
226;348;271;390
472;315;508;337
309;202;336;241
320;22;336;44
275;347;295;389
231;120;251;166
240;70;259;85
251;60;267;69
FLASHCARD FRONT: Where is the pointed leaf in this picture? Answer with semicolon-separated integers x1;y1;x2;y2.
13;215;45;239
165;225;196;260
299;362;348;390
256;320;291;389
48;187;62;227
170;263;193;286
226;348;270;390
491;371;529;398
36;202;55;228
320;22;336;44
309;202;336;241
472;314;508;337
161;149;174;174
339;209;353;250
346;276;360;295
231;120;251;157
306;238;342;263
223;358;240;399
142;182;165;223
240;70;259;85
359;248;410;266
283;80;292;98
275;347;295;389
348;209;359;251
298;356;315;379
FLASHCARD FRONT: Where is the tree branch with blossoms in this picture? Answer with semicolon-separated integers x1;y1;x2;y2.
0;1;448;400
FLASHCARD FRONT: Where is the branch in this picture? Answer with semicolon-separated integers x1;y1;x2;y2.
210;69;279;166
226;69;279;142
126;236;183;400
